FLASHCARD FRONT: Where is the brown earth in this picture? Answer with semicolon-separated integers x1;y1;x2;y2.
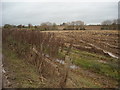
2;30;119;88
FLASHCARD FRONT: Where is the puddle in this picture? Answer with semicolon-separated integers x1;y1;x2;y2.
55;59;78;69
70;65;78;69
55;59;65;64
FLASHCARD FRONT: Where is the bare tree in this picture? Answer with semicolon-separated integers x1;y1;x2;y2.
17;24;23;28
64;20;85;30
101;20;112;25
28;24;33;28
41;22;53;26
112;19;118;25
74;21;84;26
4;24;13;28
101;19;118;30
40;22;58;30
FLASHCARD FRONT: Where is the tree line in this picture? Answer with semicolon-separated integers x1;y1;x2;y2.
3;19;119;30
101;19;119;30
3;22;58;30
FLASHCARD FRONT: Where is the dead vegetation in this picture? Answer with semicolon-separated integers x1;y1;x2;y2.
2;29;119;88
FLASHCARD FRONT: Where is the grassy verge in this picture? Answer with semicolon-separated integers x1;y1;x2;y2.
3;48;45;88
70;48;119;80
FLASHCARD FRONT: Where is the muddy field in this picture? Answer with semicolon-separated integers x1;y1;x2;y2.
42;30;119;87
2;29;119;88
44;30;119;58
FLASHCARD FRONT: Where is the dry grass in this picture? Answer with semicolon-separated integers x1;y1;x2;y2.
2;29;119;88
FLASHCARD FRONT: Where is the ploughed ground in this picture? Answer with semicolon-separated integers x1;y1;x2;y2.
3;30;119;88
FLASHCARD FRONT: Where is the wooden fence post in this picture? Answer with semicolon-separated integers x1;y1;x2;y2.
59;42;73;88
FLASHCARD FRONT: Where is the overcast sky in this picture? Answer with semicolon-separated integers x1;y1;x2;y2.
1;1;118;26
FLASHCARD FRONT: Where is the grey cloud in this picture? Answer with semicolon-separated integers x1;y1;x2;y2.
2;2;118;25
